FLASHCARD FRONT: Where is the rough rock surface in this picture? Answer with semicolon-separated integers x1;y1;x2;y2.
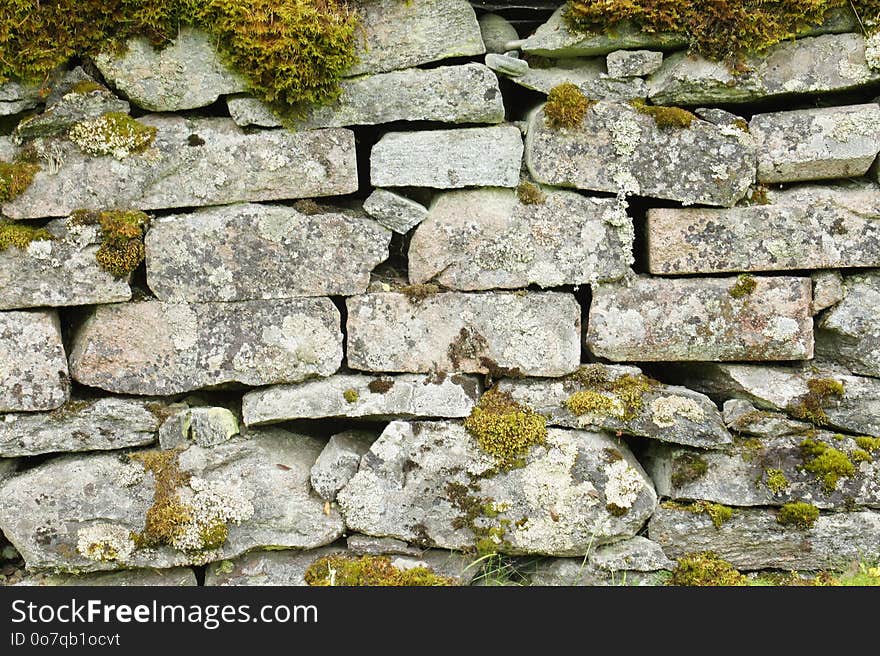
337;421;657;555
528;557;669;586
0;80;42;115
95;28;246;111
347;535;421;556
0;398;161;457
525;101;756;207
0;310;69;412
587;276;814;362
310;431;376;501
145;203;391;302
242;373;480;426
0;431;343;572
590;536;674;572
649;504;880;570
10;568;197;587
158;407;240;450
479;13;518;53
346;291;580;376
69;299;342;395
812;271;845;313
606;50;663;78
13;88;130;141
371;126;522;189
0;218;131;310
3;118;358;220
408;188;633;290
817;272;880;378
362;189;429;234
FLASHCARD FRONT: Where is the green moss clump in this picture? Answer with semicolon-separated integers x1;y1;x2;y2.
800;438;855;492
71;208;149;277
852;448;873;463
0;220;53;252
129;449;191;549
544;83;592;129
68;112;157;159
464;388;547;471
749;185;770;205
0;160;40;202
399;283;441;302
790;377;845;425
304;555;454;587
564;390;621;417
517;181;546;205
733;118;750;132
342;388;359;404
198;519;229;550
668;552;747;587
367;378;394;394
729;274;757;299
777;502;819;530
631;99;695;129
675;501;734;529
70;80;106;94
856;436;880;452
565;366;657;422
764;468;790;495
671;452;709;488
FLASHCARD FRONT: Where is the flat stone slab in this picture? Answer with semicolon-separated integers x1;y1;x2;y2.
348;0;485;76
647;33;880;106
338;421;657;556
0;430;343;572
0;218;131;310
408;188;633;290
525;101;756;207
95;28;246;111
496;364;731;449
371;126;523;189
817;272;880;378
587;276;814;362
0;398;162;457
9;567;197;587
3;117;358;220
362;189;429;234
646;183;880;274
0;310;69;412
751;104;880;183
242;373;480;426
346;291;580;376
0;80;42;116
145;203;390;302
69;299;342;395
649;504;880;571
607;50;663;78
228;64;504;129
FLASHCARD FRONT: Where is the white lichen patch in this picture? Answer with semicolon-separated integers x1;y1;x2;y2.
114;462;145;487
865;32;880;72
170;476;254;552
76;523;136;562
68;114;154;159
603;459;643;511
650;396;705;428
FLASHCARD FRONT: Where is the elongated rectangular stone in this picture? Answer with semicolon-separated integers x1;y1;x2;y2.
751;104;880;183
69;299;342;395
0;310;69;412
346;291;580;376
646;184;880;274
408;188;633;290
371;126;523;189
145;203;390;302
2;117;358;220
587;276;814;362
525;101;756;207
242;373;481;426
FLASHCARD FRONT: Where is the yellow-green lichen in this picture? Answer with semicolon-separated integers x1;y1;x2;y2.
304;554;454;586
342;388;359;404
464;388;547;471
564;390;623;418
70;80;107;95
667;500;734;529
516;181;546;205
565;366;657;422
68;112;157;159
129;449;192;549
544;83;592;129
0;220;53;252
70;208;149;277
0;160;40;202
764;468;790;495
670;452;709;488
789;377;845;425
729;273;757;299
631;99;695;129
800;438;856;493
668;552;747;586
776;502;820;529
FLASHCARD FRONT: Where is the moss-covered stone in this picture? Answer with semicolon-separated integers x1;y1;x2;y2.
464;388;547;471
729;273;757;299
342;388;359;404
129;449;192;549
0;160;40;203
0;220;53;252
670;452;708;488
800;438;856;492
70;208;149;277
764;468;790;495
516;181;546;205
564;366;658;422
776;502;820;529
68;112;157;159
790;377;845;425
668;552;747;586
666;500;734;529
304;554;454;586
544;82;593;129
631;99;695;129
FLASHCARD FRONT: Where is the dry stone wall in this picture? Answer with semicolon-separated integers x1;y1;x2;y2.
1;0;880;587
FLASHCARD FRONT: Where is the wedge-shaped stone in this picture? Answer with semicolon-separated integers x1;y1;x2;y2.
648;34;880;105
9;568;197;587
310;431;376;501
346;291;580;376
649;504;880;571
587;276;814;362
228;64;504;129
371;126;523;189
363;189;429;234
145;203;391;302
0;310;69;412
408;189;633;290
0;219;131;310
646;184;880;274
0;431;343;572
496;364;731;449
348;0;485;76
817;272;880;378
525;101;756;207
0;398;162;457
95;28;246;111
69;299;342;395
2;117;358;220
242;373;480;426
338;421;657;556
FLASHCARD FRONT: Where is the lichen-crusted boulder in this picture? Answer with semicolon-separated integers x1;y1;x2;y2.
310;431;376;501
95;28;247;111
346;291;580;376
362;189;429;234
646;183;880;274
647;34;880;105
0;80;42;116
587;275;813;362
2;117;357;220
242;373;480;426
496;364;731;449
649;504;880;570
348;0;485;76
525;101;756;207
0;398;163;457
145;203;391;302
750;104;880;183
371;126;523;189
408;188;633;290
0;430;343;572
817;272;880;378
0;310;69;412
0;218;131;310
10;568;197;587
337;421;657;556
69;299;342;395
13;87;130;141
